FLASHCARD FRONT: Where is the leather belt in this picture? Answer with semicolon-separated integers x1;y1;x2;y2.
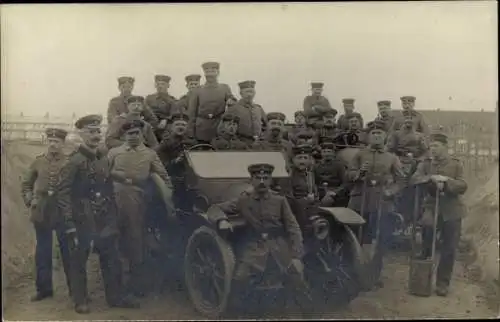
197;111;224;120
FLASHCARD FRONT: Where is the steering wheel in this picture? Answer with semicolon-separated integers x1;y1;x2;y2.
187;144;216;152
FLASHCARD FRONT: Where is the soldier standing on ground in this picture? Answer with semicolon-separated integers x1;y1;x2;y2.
22;128;72;302
211;113;249;151
226;80;267;145
391;96;429;135
209;163;305;303
410;131;467;297
347;120;405;289
107;77;157;127
108;119;170;298
337;98;364;131
57;115;138;314
105;96;158;150
175;74;202;115
145;75;177;140
187;61;237;144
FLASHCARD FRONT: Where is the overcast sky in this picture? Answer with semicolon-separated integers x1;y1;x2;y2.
1;2;497;122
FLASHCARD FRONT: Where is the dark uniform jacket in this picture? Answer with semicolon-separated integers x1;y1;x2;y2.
157;134;197;182
391;110;429;135
387;129;428;159
22;152;68;226
211;135;249;151
347;146;405;213
303;95;332;115
107;94;158;127
57;145;118;238
105;115;159;150
145;92;177;123
210;190;304;271
174;93;190;115
410;156;467;221
314;159;347;197
226;100;267;139
187;82;236;142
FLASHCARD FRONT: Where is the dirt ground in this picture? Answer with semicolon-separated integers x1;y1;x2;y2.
2;142;499;320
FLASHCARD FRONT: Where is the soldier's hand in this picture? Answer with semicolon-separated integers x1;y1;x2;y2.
290;258;304;274
218;219;233;232
430;174;449;183
158;119;167;129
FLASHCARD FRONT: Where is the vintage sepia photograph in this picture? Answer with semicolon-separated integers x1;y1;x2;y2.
1;2;498;320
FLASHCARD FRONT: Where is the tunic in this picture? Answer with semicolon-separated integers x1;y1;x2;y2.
391;110;429;135
226;100;267;139
105;114;159;150
107;95;158;128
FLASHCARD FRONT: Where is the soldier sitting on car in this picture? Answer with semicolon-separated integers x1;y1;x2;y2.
211;113;249;151
208;163;306;304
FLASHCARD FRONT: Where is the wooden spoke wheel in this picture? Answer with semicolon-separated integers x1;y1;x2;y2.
184;226;235;318
305;225;364;309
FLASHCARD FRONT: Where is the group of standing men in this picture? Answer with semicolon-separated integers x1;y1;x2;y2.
21;61;468;315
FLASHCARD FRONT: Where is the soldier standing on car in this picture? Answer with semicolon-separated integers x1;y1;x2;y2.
337;98;364;131
316;107;340;145
105;95;158;150
314;140;348;207
175;74;202;115
21;128;71;301
107;76;158;128
373;100;395;134
226;80;267;145
57;115;138;314
209;163;306;302
108;119;170;298
145;75;177;141
303;82;333;126
156;112;197;211
347;120;405;289
410;131;467;296
187;61;237;144
211;113;249;151
391;96;429;135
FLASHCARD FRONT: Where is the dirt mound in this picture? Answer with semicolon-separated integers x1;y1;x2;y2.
460;162;499;311
1;142;47;290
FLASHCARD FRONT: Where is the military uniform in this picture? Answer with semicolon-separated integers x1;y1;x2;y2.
145;75;178;140
107;77;158;128
108;120;170;296
226;81;267;144
302;82;332;125
373;100;396;133
105;96;159;150
391;96;429;135
337;98;364;131
187;62;236;143
58;115;134;313
211;113;249;151
210;163;304;281
316;113;340;145
314;141;348;206
174;74;202;115
410;132;467;295
157;113;198;211
347;120;405;286
21;128;71;301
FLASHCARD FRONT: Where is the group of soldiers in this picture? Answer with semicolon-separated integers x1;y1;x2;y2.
21;61;468;314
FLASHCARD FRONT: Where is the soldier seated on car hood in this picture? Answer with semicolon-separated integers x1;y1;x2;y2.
211;113;249;151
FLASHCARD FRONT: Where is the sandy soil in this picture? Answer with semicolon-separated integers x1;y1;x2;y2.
2;142;499;320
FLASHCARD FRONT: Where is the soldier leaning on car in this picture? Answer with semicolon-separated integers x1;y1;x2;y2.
57;115;138;314
211;113;250;151
208;163;306;303
21;128;71;302
347;120;405;289
410;131;467;297
108;119;170;298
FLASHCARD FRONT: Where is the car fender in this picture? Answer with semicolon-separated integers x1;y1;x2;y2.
318;207;365;225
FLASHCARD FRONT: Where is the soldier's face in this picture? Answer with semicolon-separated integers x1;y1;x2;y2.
312;88;323;96
402;101;414;110
251;173;271;192
187;81;200;91
379;106;390;117
47;137;64;153
124;128;142;146
80;127;102;148
268;120;283;134
203;68;219;78
128;102;143;114
222;121;238;136
323;115;336;126
295;115;306;125
349;118;360;130
240;88;256;101
344;104;354;113
368;129;386;146
293;154;312;170
156;81;170;93
429;141;446;158
119;82;133;95
172;120;187;135
321;148;335;161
